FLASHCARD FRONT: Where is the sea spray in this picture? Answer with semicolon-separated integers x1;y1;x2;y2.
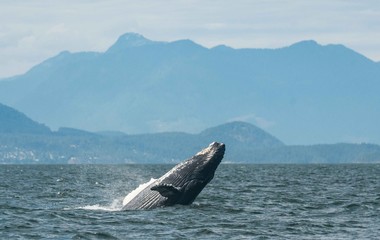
77;178;158;211
73;199;122;211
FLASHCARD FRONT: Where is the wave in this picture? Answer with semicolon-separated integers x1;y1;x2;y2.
69;199;122;212
69;178;158;211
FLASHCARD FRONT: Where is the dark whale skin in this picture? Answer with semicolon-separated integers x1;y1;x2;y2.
122;142;225;210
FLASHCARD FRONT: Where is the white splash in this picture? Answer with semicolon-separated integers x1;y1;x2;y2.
79;204;118;211
122;178;156;206
72;199;121;212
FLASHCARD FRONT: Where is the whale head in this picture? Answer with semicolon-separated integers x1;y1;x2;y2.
151;142;225;205
187;142;225;183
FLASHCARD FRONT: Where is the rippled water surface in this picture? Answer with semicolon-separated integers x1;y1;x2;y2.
1;164;379;239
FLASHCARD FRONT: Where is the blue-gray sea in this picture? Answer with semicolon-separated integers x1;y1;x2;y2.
1;164;379;239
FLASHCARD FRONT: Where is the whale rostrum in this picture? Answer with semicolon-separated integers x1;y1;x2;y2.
122;142;225;210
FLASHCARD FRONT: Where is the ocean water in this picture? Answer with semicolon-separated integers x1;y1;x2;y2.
1;164;379;239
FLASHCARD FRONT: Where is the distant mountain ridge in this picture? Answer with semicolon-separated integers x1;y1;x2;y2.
0;33;379;144
1;103;379;164
200;121;284;149
106;33;161;52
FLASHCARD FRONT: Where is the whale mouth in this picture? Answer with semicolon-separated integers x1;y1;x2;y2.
192;142;225;183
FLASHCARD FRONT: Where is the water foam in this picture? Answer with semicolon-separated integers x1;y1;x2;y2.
67;179;157;212
122;178;156;206
73;199;122;212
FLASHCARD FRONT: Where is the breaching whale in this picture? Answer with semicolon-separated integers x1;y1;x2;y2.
122;142;225;210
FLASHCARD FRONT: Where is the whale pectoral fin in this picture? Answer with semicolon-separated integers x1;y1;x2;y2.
151;184;180;198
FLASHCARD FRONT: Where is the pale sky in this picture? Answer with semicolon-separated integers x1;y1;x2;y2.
1;0;380;79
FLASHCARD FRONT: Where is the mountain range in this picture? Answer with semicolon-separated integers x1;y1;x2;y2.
0;33;379;145
1;103;379;164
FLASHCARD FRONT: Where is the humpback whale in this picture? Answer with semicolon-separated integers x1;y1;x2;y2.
122;142;225;210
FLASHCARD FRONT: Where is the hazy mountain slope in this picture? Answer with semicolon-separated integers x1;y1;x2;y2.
199;121;283;149
0;103;51;134
0;33;379;144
